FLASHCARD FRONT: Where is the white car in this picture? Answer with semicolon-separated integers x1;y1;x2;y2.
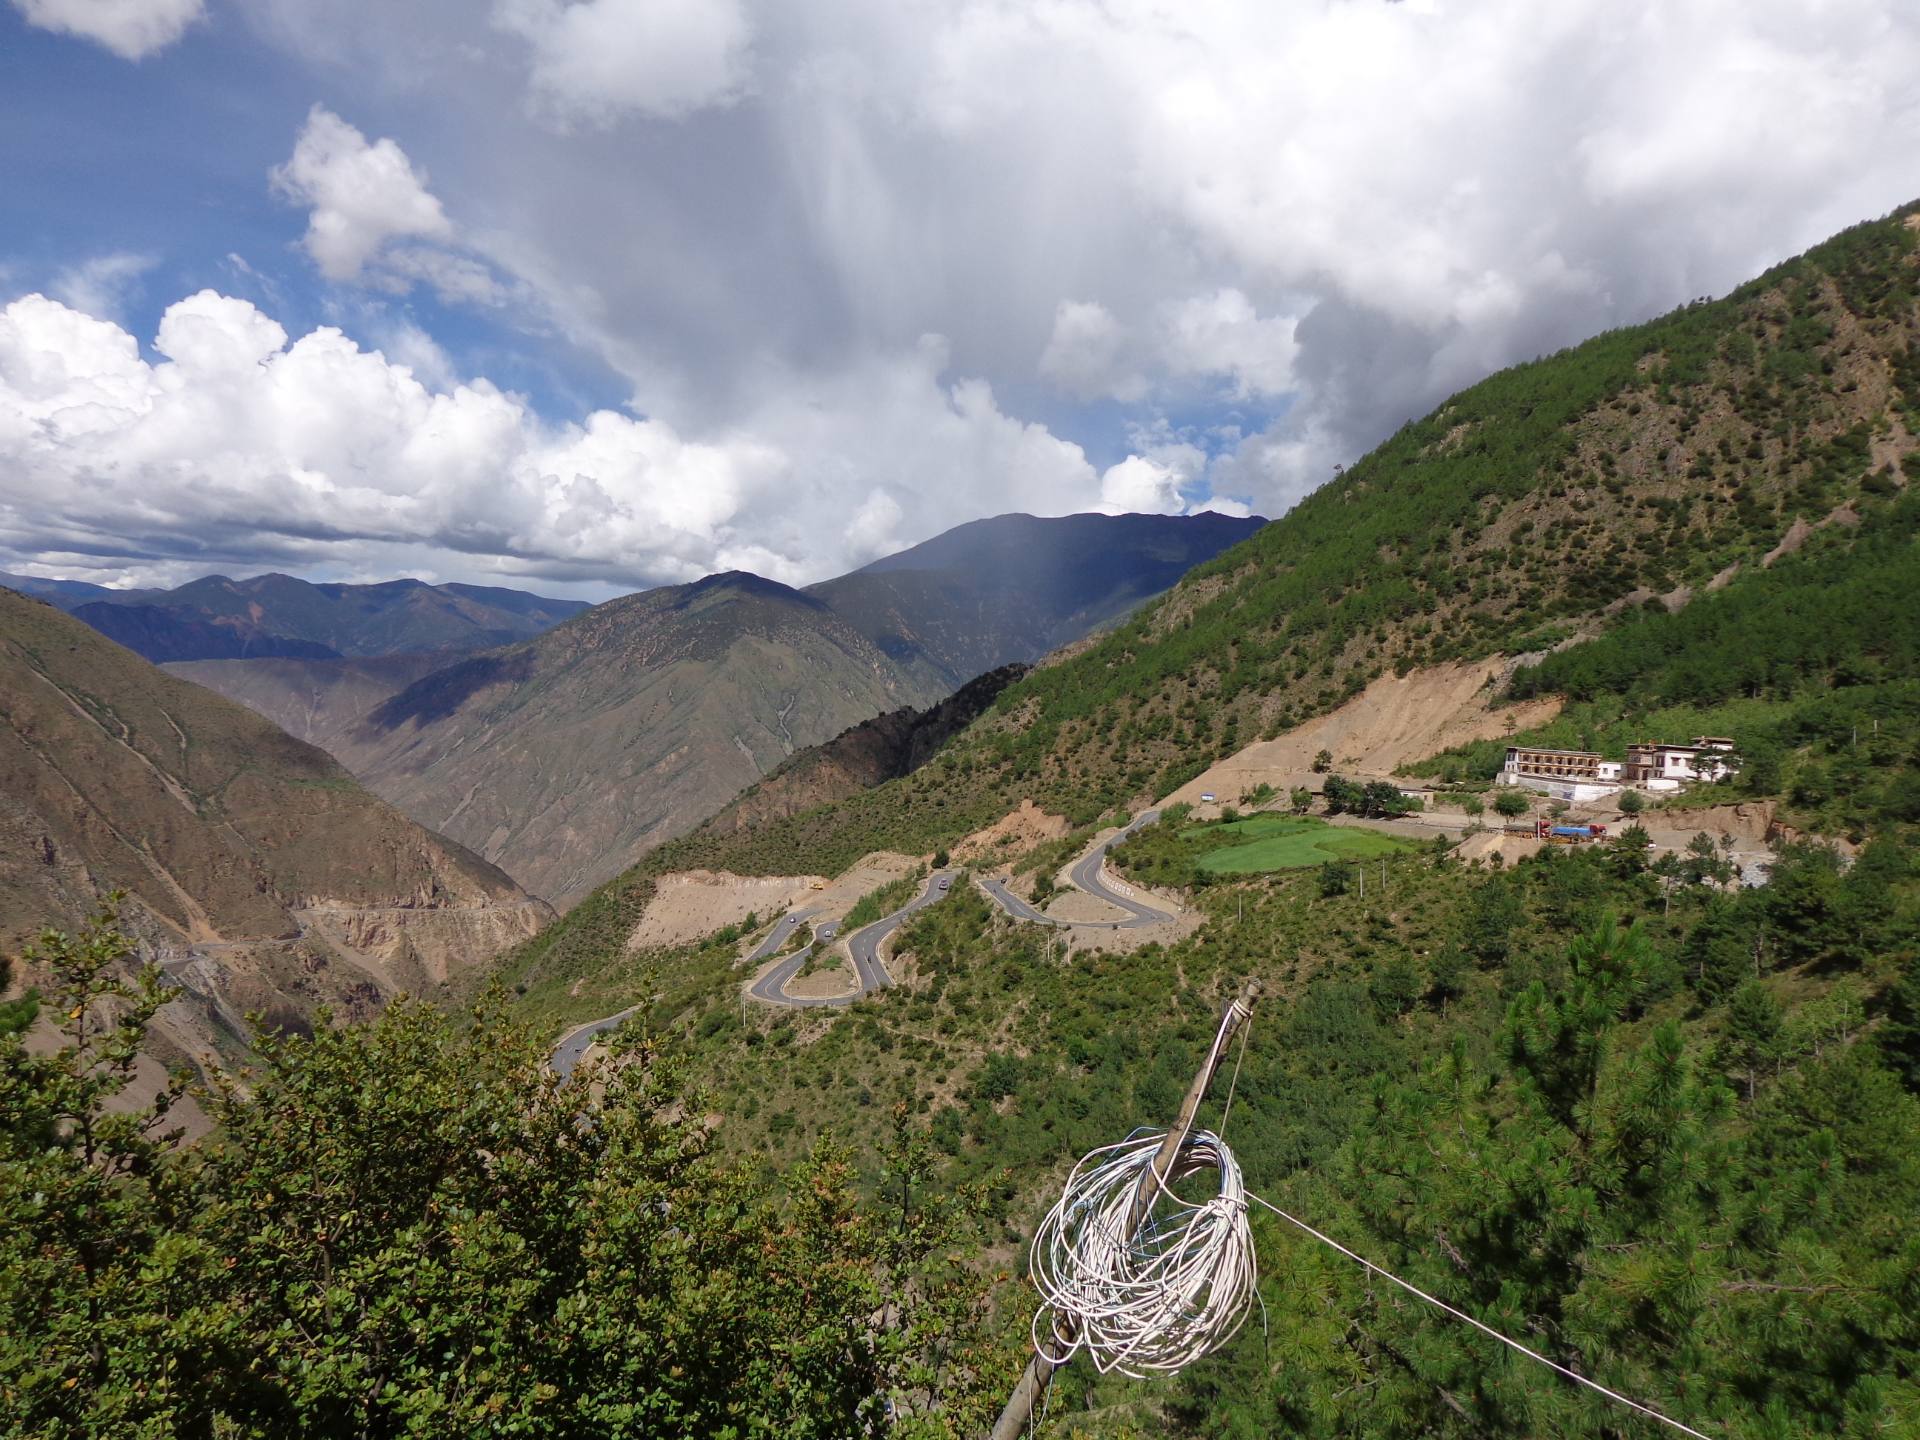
1199;792;1217;803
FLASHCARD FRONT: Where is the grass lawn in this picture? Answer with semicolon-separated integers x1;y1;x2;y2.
1188;815;1412;874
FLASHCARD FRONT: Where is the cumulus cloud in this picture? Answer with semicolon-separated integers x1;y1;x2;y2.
1159;290;1299;401
493;0;751;127
0;292;1164;589
23;0;1920;581
1097;456;1187;516
270;107;454;282
12;0;201;59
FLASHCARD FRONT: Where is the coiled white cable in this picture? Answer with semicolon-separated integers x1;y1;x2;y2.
1028;1127;1259;1378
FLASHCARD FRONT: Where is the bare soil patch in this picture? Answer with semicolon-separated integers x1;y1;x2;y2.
1064;911;1204;955
628;870;825;951
1456;831;1544;867
1042;890;1133;925
784;961;859;1000
1166;658;1561;811
954;800;1070;863
807;851;922;915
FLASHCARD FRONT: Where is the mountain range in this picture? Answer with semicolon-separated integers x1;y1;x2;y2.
0;588;550;1084
20;572;592;662
146;512;1261;903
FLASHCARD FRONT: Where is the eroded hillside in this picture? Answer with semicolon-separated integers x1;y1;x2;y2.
0;589;549;1079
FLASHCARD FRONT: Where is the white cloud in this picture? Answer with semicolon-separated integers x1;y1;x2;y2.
270;107;454;283
0;291;1193;589
1038;300;1143;402
1097;456;1187;516
31;0;1920;571
12;0;202;59
49;252;156;323
1159;290;1298;400
493;0;751;127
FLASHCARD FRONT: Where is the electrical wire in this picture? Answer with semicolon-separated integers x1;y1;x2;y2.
1028;1128;1259;1378
1243;1191;1714;1440
1025;1004;1714;1437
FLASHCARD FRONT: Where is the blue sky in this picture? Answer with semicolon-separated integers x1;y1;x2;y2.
4;0;1919;599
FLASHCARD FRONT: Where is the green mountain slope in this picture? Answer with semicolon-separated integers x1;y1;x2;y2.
501;200;1920;1060
1406;489;1920;842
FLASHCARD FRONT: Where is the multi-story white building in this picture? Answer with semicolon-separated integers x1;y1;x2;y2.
1498;745;1623;803
1623;736;1736;792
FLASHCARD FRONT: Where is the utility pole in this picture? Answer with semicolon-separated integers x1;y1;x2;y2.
987;980;1262;1440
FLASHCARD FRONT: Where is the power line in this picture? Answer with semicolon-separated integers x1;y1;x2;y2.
1000;1001;1718;1440
1245;1191;1714;1440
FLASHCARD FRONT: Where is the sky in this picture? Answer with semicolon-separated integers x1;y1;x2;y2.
3;1;1919;600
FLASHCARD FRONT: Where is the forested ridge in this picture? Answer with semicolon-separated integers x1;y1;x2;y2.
6;205;1920;1437
499;200;1920;1005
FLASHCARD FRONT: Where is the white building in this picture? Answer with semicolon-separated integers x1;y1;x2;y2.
1624;737;1736;793
1499;745;1623;803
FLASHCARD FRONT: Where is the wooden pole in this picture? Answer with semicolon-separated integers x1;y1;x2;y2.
987;979;1262;1440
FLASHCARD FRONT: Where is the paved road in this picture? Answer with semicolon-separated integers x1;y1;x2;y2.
551;910;824;1075
745;910;813;964
747;871;956;1008
1067;810;1176;926
550;1005;640;1081
977;875;1071;926
978;811;1177;930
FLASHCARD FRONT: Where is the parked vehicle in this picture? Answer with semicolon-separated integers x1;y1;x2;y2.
1539;820;1609;844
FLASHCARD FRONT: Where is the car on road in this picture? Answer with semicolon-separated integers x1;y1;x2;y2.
938;877;950;890
1199;792;1216;803
819;925;836;939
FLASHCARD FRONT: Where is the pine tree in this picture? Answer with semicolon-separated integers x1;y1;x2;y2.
1724;980;1784;1101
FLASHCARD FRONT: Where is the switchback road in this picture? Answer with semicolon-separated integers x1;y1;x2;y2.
553;912;825;1073
747;870;956;1008
980;809;1177;930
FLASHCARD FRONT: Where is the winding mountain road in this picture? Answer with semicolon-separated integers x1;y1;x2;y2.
746;870;956;1008
979;808;1177;930
976;876;1067;925
550;1005;641;1081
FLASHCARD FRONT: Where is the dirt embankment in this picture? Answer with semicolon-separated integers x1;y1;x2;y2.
954;800;1071;863
628;870;826;952
629;852;927;956
1165;658;1561;812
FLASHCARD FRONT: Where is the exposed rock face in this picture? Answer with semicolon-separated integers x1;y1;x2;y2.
0;588;551;1073
161;654;448;754
710;663;1030;836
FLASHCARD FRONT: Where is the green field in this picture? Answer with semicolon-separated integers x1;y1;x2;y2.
1185;814;1413;874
